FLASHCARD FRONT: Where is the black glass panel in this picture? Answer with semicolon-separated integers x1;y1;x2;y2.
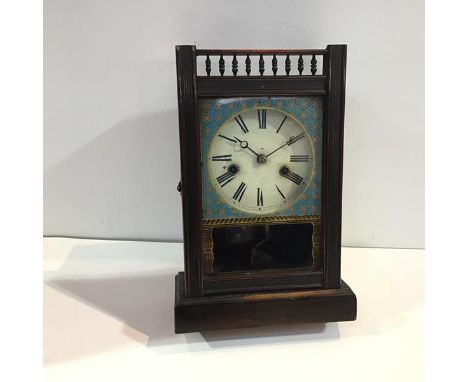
212;223;314;273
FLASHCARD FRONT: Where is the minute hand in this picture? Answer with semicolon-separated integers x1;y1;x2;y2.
266;133;305;158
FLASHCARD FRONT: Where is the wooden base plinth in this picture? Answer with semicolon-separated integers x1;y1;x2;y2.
174;272;356;334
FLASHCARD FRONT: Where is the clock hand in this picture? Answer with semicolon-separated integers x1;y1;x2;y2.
265;141;289;158
266;132;305;158
233;136;260;157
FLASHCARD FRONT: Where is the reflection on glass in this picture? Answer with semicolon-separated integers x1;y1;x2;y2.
212;223;315;273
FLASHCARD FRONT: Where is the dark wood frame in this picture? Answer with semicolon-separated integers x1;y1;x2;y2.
176;45;346;297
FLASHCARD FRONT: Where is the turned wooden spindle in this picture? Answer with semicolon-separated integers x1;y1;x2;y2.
311;55;317;75
245;54;251;76
205;55;211;76
259;54;265;76
272;54;278;76
232;54;238;76
285;54;291;76
298;54;304;75
219;55;225;76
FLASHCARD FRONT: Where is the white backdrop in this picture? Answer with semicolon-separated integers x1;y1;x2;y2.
44;0;424;248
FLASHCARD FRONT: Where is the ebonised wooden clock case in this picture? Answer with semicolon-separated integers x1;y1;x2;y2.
174;45;356;333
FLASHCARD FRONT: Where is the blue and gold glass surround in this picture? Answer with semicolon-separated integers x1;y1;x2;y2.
200;97;323;220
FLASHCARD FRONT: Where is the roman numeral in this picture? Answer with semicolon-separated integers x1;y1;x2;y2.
216;172;235;187
276;185;286;199
284;171;303;185
234;115;249;133
212;154;232;161
233;182;247;202
218;134;236;143
258;109;267;129
257;188;263;206
290;155;309;162
276;116;287;133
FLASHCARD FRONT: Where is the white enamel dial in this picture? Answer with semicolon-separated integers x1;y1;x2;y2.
207;107;315;215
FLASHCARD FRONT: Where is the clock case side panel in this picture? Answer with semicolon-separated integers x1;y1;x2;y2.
322;45;347;289
176;45;203;298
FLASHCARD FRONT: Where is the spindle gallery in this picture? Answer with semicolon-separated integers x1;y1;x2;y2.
198;49;324;77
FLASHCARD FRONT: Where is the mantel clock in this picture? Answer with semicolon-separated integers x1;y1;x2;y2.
174;45;356;333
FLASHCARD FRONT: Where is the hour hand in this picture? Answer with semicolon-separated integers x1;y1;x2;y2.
233;136;260;156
